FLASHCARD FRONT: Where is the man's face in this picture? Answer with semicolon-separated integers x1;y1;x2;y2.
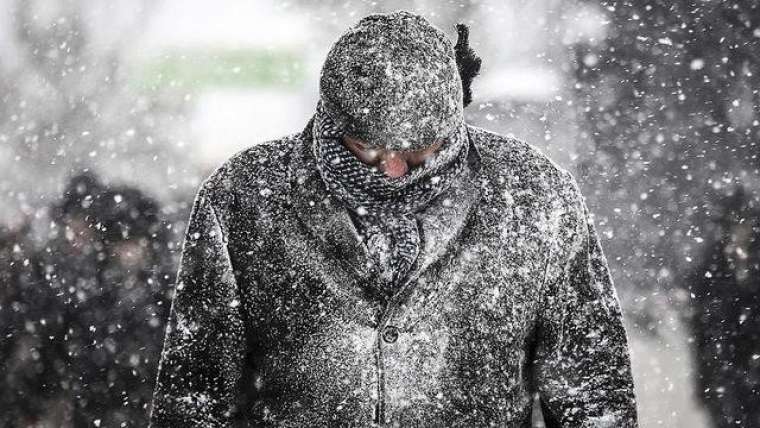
342;135;443;178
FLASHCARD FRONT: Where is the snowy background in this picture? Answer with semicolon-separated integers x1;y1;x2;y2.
2;0;758;426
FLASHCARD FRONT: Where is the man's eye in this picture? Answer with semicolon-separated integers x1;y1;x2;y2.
414;139;444;153
344;136;370;150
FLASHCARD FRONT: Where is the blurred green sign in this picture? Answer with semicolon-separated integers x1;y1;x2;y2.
136;48;305;90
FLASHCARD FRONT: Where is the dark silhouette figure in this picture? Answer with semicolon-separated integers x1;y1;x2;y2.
687;186;760;428
0;220;67;426
1;172;175;427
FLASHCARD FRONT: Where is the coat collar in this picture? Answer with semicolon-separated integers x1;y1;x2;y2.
287;116;485;294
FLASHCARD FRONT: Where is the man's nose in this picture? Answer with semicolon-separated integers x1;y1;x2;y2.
380;151;409;178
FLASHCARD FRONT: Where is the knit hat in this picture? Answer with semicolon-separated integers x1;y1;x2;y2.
318;11;464;152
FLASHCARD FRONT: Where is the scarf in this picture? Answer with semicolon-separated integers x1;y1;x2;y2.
312;100;470;295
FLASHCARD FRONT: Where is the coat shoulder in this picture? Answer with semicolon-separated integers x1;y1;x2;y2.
467;125;589;277
467;124;579;206
198;132;303;213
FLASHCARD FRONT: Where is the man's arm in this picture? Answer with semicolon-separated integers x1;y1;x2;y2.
533;171;638;427
149;184;246;427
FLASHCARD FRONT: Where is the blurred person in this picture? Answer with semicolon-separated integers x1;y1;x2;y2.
1;172;173;427
1;172;104;427
151;11;637;427
687;186;760;428
0;220;69;427
65;182;172;427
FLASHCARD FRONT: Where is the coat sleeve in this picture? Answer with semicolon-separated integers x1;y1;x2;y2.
149;185;247;427
532;172;638;427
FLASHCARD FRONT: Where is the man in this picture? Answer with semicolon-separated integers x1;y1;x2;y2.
150;11;638;427
13;173;173;427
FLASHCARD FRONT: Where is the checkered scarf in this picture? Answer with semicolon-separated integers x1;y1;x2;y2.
312;100;469;294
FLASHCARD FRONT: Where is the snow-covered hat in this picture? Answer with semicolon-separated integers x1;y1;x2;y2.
318;10;464;151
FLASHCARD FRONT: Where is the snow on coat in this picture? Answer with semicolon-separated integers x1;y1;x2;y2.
148;117;638;426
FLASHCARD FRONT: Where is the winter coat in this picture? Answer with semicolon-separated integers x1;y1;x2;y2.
149;119;639;427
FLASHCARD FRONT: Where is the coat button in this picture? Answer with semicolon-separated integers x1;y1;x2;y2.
381;325;399;344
